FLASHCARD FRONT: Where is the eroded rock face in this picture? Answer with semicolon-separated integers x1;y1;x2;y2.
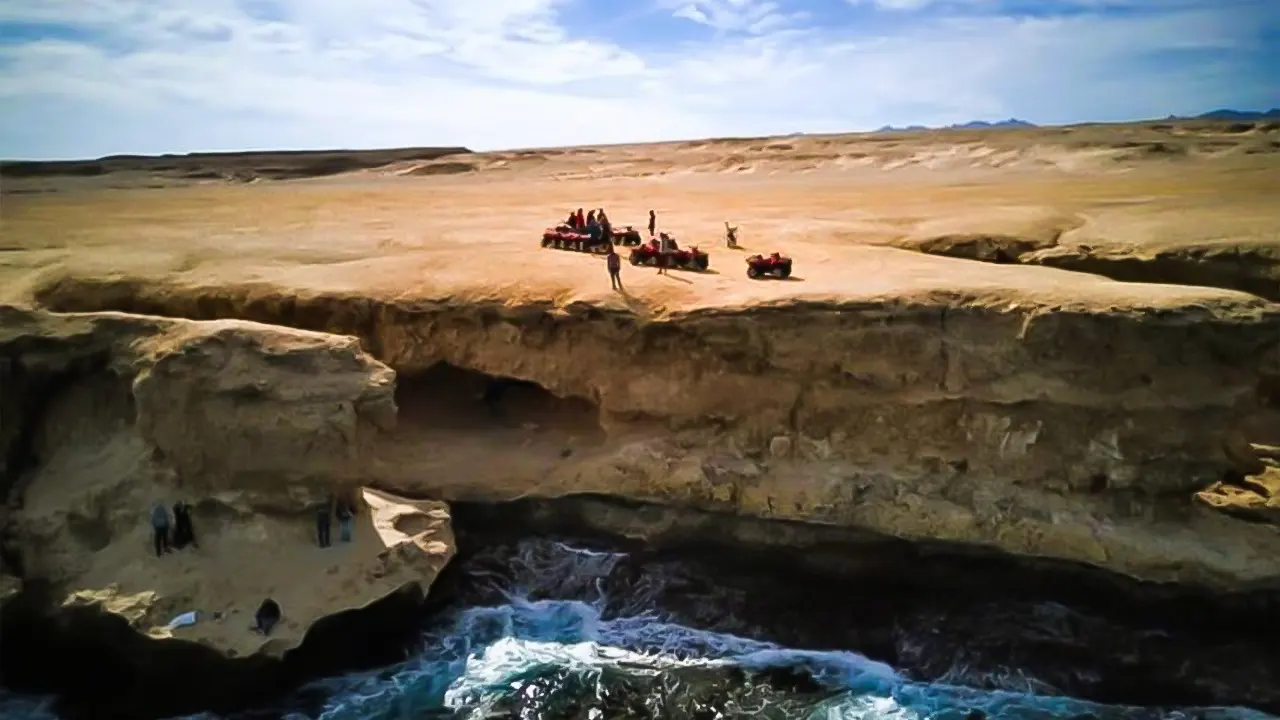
8;287;1280;591
892;233;1280;303
1196;460;1280;523
3;284;1280;714
0;307;454;718
345;296;1279;588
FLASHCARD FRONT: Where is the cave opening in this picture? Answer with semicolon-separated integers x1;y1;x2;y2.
393;362;605;443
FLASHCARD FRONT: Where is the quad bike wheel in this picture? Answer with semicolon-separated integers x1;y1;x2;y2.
541;236;553;248
695;255;710;271
778;266;791;279
630;252;641;266
747;266;761;279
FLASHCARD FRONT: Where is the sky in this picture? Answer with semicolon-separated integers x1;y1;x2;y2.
0;0;1277;159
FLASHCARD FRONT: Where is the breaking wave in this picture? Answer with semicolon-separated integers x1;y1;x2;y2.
293;540;1276;720
3;539;1276;719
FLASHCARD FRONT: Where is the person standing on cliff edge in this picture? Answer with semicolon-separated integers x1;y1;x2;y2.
149;501;172;557
606;244;623;291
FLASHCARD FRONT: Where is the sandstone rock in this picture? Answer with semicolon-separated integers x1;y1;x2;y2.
6;258;1280;596
0;308;453;663
1252;443;1280;462
1196;482;1280;524
1196;464;1280;524
797;434;833;461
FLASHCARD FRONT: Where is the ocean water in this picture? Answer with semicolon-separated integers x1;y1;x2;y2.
2;539;1276;720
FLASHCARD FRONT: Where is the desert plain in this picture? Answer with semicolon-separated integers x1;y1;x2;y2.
3;120;1279;312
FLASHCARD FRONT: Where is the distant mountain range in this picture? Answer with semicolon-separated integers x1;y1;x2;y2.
875;118;1036;132
873;108;1280;133
1180;108;1280;122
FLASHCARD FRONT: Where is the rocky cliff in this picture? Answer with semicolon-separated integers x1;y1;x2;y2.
12;265;1280;589
0;307;453;719
5;236;1280;717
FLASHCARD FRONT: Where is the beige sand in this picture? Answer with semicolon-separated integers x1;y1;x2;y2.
2;120;1277;315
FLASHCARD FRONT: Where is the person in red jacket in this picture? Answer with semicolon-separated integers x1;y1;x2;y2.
575;208;585;228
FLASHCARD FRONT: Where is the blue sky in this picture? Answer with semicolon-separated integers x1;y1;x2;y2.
0;0;1276;159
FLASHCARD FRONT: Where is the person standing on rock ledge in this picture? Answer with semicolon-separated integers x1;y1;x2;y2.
149;501;172;557
316;496;333;548
336;494;355;543
172;501;197;549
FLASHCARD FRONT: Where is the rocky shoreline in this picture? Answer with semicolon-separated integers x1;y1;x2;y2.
0;578;429;720
439;496;1280;713
6;493;1280;719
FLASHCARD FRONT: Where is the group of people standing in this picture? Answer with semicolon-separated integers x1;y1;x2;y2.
316;492;356;548
564;207;615;246
146;491;358;558
148;500;197;557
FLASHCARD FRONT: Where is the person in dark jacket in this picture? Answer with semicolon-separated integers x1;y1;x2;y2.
586;211;601;243
149;501;171;557
598;209;612;246
254;598;281;636
316;497;332;548
648;210;656;237
172;501;197;549
606;245;623;290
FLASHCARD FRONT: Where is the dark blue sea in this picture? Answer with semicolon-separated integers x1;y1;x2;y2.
1;539;1275;720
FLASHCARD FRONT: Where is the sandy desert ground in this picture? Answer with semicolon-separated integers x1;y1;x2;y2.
2;119;1278;314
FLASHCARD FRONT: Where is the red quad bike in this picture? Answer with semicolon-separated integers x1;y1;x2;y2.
540;225;611;254
611;226;644;247
746;252;792;279
629;237;711;271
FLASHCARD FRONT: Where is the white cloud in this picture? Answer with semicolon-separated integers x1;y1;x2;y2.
858;0;945;10
666;0;806;33
0;0;1275;158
